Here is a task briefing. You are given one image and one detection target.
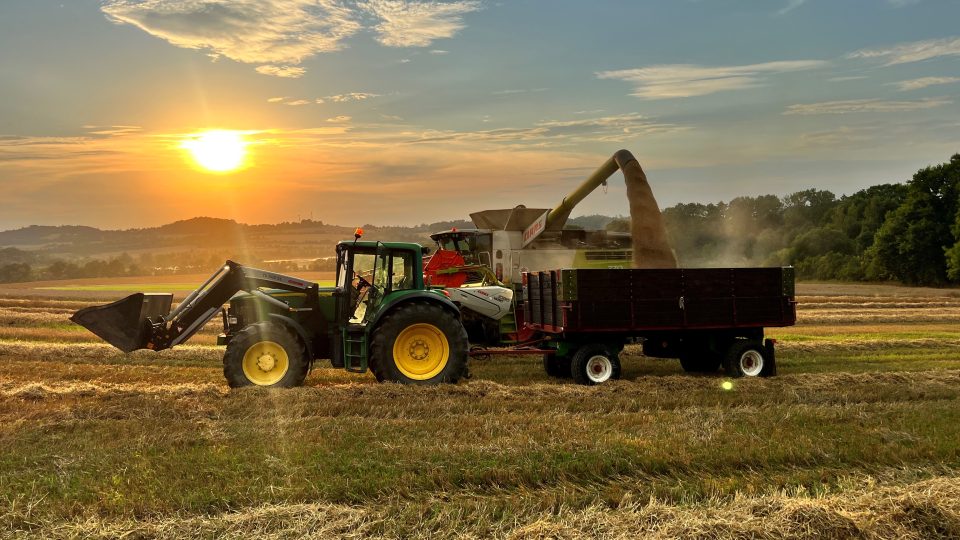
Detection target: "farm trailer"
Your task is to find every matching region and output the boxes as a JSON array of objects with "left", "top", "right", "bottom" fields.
[{"left": 525, "top": 267, "right": 797, "bottom": 384}]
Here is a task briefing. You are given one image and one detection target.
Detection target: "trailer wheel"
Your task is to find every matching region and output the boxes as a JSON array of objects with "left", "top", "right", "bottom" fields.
[
  {"left": 571, "top": 345, "right": 621, "bottom": 385},
  {"left": 370, "top": 302, "right": 468, "bottom": 384},
  {"left": 543, "top": 354, "right": 572, "bottom": 378},
  {"left": 223, "top": 321, "right": 309, "bottom": 388},
  {"left": 723, "top": 340, "right": 767, "bottom": 378}
]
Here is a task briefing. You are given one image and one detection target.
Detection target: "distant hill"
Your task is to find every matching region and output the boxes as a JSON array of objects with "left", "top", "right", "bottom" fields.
[{"left": 0, "top": 215, "right": 564, "bottom": 263}]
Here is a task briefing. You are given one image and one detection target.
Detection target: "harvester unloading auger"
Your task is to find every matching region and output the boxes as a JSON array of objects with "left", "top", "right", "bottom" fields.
[{"left": 531, "top": 149, "right": 677, "bottom": 269}]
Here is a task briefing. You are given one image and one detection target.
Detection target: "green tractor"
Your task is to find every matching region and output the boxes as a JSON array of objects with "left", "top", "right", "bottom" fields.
[{"left": 71, "top": 237, "right": 470, "bottom": 387}]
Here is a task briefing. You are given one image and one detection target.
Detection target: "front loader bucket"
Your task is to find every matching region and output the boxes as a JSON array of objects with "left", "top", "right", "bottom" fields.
[{"left": 70, "top": 293, "right": 173, "bottom": 352}]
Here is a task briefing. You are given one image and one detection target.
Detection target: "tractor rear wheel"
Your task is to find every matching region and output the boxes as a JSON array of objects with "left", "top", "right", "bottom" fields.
[
  {"left": 223, "top": 321, "right": 309, "bottom": 388},
  {"left": 370, "top": 303, "right": 468, "bottom": 384}
]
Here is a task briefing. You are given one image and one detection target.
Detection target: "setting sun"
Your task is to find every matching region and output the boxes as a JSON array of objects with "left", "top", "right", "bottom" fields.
[{"left": 181, "top": 130, "right": 248, "bottom": 172}]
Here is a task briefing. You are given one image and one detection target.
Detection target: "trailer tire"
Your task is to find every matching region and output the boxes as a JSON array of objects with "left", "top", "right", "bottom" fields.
[
  {"left": 723, "top": 340, "right": 767, "bottom": 378},
  {"left": 223, "top": 321, "right": 309, "bottom": 388},
  {"left": 543, "top": 354, "right": 572, "bottom": 378},
  {"left": 370, "top": 302, "right": 468, "bottom": 384},
  {"left": 571, "top": 345, "right": 621, "bottom": 385}
]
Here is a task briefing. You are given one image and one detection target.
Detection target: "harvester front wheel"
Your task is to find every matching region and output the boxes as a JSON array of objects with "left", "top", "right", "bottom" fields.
[
  {"left": 223, "top": 321, "right": 309, "bottom": 388},
  {"left": 370, "top": 303, "right": 468, "bottom": 384},
  {"left": 571, "top": 345, "right": 621, "bottom": 386}
]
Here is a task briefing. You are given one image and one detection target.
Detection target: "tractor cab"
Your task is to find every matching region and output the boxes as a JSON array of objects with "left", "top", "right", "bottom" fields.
[{"left": 335, "top": 241, "right": 424, "bottom": 326}]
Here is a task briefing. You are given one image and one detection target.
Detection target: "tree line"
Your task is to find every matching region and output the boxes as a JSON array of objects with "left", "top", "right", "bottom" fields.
[{"left": 638, "top": 153, "right": 959, "bottom": 286}]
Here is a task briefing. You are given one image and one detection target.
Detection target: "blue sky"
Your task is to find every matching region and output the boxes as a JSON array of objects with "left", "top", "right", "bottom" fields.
[{"left": 1, "top": 0, "right": 958, "bottom": 229}]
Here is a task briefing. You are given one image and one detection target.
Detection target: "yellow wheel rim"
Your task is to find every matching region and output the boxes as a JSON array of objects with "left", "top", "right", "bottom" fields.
[
  {"left": 392, "top": 323, "right": 449, "bottom": 381},
  {"left": 241, "top": 341, "right": 290, "bottom": 386}
]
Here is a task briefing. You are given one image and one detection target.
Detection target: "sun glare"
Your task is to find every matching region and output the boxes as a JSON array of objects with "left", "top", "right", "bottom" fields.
[{"left": 181, "top": 130, "right": 248, "bottom": 172}]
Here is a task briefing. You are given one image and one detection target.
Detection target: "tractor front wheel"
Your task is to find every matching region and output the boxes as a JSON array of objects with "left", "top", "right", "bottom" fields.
[
  {"left": 370, "top": 303, "right": 469, "bottom": 384},
  {"left": 223, "top": 321, "right": 309, "bottom": 388}
]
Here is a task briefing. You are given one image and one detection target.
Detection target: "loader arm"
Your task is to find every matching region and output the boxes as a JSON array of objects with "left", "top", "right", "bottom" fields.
[{"left": 71, "top": 261, "right": 319, "bottom": 352}]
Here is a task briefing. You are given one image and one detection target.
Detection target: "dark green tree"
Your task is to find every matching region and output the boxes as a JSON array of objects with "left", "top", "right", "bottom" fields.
[{"left": 869, "top": 155, "right": 960, "bottom": 285}]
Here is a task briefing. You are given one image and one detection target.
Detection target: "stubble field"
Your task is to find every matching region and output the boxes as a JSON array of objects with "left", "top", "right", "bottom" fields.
[{"left": 1, "top": 280, "right": 960, "bottom": 538}]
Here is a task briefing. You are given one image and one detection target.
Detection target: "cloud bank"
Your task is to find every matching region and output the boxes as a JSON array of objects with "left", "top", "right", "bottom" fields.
[
  {"left": 847, "top": 36, "right": 960, "bottom": 65},
  {"left": 784, "top": 97, "right": 951, "bottom": 115},
  {"left": 596, "top": 60, "right": 826, "bottom": 99},
  {"left": 101, "top": 0, "right": 480, "bottom": 77}
]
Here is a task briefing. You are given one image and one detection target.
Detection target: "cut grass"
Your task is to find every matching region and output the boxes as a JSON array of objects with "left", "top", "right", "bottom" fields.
[{"left": 2, "top": 283, "right": 960, "bottom": 538}]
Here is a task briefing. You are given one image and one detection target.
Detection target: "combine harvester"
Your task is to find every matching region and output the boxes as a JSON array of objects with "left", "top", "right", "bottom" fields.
[{"left": 72, "top": 149, "right": 796, "bottom": 387}]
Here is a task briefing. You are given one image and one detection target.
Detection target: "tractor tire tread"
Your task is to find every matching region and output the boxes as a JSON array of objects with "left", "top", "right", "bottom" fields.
[{"left": 370, "top": 302, "right": 469, "bottom": 385}]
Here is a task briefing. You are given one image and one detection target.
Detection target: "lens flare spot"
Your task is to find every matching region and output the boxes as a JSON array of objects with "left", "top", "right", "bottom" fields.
[
  {"left": 721, "top": 381, "right": 734, "bottom": 391},
  {"left": 181, "top": 130, "right": 248, "bottom": 173}
]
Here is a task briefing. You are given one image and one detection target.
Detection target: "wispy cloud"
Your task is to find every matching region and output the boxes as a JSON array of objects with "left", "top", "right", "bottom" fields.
[
  {"left": 327, "top": 116, "right": 352, "bottom": 123},
  {"left": 776, "top": 0, "right": 806, "bottom": 16},
  {"left": 101, "top": 1, "right": 360, "bottom": 77},
  {"left": 101, "top": 0, "right": 480, "bottom": 77},
  {"left": 784, "top": 97, "right": 951, "bottom": 115},
  {"left": 596, "top": 60, "right": 826, "bottom": 99},
  {"left": 410, "top": 113, "right": 686, "bottom": 145},
  {"left": 847, "top": 36, "right": 960, "bottom": 65},
  {"left": 255, "top": 65, "right": 307, "bottom": 78},
  {"left": 799, "top": 126, "right": 880, "bottom": 148},
  {"left": 326, "top": 92, "right": 381, "bottom": 102},
  {"left": 828, "top": 75, "right": 868, "bottom": 82},
  {"left": 362, "top": 0, "right": 481, "bottom": 47},
  {"left": 83, "top": 125, "right": 143, "bottom": 137},
  {"left": 268, "top": 93, "right": 381, "bottom": 106},
  {"left": 492, "top": 88, "right": 548, "bottom": 95},
  {"left": 888, "top": 76, "right": 960, "bottom": 91}
]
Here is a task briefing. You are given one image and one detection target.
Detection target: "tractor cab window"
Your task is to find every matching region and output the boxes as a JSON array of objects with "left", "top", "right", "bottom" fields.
[
  {"left": 349, "top": 252, "right": 382, "bottom": 324},
  {"left": 389, "top": 251, "right": 415, "bottom": 291}
]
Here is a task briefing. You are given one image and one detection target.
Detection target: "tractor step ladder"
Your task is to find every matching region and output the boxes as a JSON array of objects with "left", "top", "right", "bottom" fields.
[
  {"left": 499, "top": 311, "right": 518, "bottom": 337},
  {"left": 342, "top": 325, "right": 368, "bottom": 373}
]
